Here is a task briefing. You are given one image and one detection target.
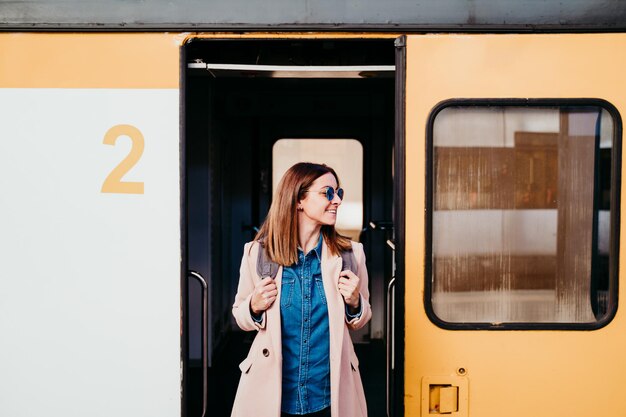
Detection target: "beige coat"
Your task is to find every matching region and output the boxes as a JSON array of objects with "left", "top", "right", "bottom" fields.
[{"left": 231, "top": 239, "right": 372, "bottom": 417}]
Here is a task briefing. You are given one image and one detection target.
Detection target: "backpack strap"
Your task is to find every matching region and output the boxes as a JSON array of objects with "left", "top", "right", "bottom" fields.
[
  {"left": 256, "top": 239, "right": 356, "bottom": 278},
  {"left": 256, "top": 240, "right": 280, "bottom": 279},
  {"left": 341, "top": 249, "right": 357, "bottom": 273}
]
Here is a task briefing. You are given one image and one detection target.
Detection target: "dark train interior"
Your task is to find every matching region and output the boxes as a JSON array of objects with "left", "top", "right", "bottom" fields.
[{"left": 184, "top": 39, "right": 397, "bottom": 417}]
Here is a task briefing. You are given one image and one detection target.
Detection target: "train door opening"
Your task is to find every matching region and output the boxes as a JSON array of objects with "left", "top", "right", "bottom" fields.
[{"left": 183, "top": 39, "right": 400, "bottom": 417}]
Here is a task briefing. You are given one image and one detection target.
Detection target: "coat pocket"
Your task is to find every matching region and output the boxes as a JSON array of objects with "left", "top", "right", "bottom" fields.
[
  {"left": 348, "top": 350, "right": 367, "bottom": 417},
  {"left": 238, "top": 356, "right": 253, "bottom": 374},
  {"left": 350, "top": 350, "right": 360, "bottom": 370}
]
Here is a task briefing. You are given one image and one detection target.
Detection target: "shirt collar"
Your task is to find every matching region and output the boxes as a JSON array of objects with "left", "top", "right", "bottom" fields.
[{"left": 312, "top": 233, "right": 323, "bottom": 261}]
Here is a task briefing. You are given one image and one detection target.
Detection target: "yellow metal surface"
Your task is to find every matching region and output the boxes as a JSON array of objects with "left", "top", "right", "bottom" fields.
[
  {"left": 405, "top": 34, "right": 626, "bottom": 417},
  {"left": 0, "top": 33, "right": 185, "bottom": 88}
]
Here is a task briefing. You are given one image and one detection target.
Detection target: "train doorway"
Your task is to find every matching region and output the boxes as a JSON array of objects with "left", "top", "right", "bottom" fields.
[{"left": 183, "top": 38, "right": 402, "bottom": 417}]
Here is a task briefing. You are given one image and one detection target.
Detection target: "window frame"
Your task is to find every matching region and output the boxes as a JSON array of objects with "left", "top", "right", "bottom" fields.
[{"left": 424, "top": 98, "right": 622, "bottom": 330}]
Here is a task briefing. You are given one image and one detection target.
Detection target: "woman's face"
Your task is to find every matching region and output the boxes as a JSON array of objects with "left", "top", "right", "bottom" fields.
[{"left": 298, "top": 172, "right": 342, "bottom": 226}]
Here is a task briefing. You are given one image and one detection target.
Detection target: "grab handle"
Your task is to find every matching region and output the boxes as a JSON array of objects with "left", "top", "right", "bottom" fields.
[
  {"left": 386, "top": 277, "right": 396, "bottom": 417},
  {"left": 188, "top": 271, "right": 208, "bottom": 417}
]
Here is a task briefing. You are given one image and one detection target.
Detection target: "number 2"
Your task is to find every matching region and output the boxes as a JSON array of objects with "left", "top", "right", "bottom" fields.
[{"left": 101, "top": 125, "right": 145, "bottom": 194}]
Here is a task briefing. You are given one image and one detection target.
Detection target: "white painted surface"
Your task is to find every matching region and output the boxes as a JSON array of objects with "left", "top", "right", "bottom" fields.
[
  {"left": 434, "top": 106, "right": 615, "bottom": 148},
  {"left": 0, "top": 89, "right": 180, "bottom": 417},
  {"left": 433, "top": 209, "right": 558, "bottom": 256},
  {"left": 434, "top": 107, "right": 560, "bottom": 147},
  {"left": 433, "top": 289, "right": 559, "bottom": 323}
]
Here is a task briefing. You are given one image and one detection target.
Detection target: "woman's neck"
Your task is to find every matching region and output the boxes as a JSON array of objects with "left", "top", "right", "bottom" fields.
[{"left": 298, "top": 221, "right": 322, "bottom": 253}]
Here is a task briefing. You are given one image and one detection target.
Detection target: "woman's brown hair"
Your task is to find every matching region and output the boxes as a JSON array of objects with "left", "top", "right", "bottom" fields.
[{"left": 255, "top": 162, "right": 352, "bottom": 266}]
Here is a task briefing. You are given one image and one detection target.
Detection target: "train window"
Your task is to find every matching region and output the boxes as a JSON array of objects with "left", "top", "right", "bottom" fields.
[
  {"left": 273, "top": 138, "right": 364, "bottom": 241},
  {"left": 427, "top": 100, "right": 620, "bottom": 329}
]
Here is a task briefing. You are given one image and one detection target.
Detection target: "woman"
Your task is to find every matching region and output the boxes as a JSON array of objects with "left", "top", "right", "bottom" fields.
[{"left": 231, "top": 162, "right": 371, "bottom": 417}]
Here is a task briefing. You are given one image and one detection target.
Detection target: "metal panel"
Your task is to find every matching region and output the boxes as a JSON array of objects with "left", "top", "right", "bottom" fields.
[
  {"left": 1, "top": 0, "right": 626, "bottom": 30},
  {"left": 404, "top": 33, "right": 626, "bottom": 417},
  {"left": 0, "top": 88, "right": 181, "bottom": 417},
  {"left": 0, "top": 34, "right": 182, "bottom": 417}
]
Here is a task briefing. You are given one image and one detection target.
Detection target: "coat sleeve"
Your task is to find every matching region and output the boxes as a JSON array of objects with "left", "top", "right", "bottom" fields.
[
  {"left": 346, "top": 242, "right": 372, "bottom": 330},
  {"left": 232, "top": 242, "right": 266, "bottom": 331}
]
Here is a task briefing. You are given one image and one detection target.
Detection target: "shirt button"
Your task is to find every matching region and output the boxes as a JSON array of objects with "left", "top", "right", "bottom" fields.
[
  {"left": 304, "top": 339, "right": 307, "bottom": 344},
  {"left": 304, "top": 318, "right": 308, "bottom": 322},
  {"left": 262, "top": 348, "right": 269, "bottom": 357}
]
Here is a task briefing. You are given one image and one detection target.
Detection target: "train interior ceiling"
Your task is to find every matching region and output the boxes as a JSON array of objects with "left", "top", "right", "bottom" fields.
[{"left": 184, "top": 39, "right": 397, "bottom": 416}]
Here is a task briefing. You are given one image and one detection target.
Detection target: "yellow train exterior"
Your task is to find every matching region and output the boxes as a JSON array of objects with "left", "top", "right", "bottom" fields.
[{"left": 1, "top": 11, "right": 626, "bottom": 417}]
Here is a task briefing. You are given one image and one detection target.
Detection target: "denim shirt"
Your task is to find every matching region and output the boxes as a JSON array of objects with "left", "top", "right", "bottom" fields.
[{"left": 280, "top": 234, "right": 330, "bottom": 415}]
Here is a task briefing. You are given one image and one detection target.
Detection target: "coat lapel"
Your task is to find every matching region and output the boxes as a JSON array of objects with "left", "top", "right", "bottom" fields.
[
  {"left": 321, "top": 240, "right": 344, "bottom": 350},
  {"left": 321, "top": 240, "right": 345, "bottom": 415},
  {"left": 266, "top": 264, "right": 283, "bottom": 361}
]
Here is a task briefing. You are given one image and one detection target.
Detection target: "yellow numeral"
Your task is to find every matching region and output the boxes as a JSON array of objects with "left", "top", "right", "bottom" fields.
[{"left": 101, "top": 125, "right": 145, "bottom": 194}]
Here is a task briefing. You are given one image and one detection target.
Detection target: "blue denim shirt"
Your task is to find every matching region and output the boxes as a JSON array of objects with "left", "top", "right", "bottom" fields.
[{"left": 280, "top": 234, "right": 330, "bottom": 415}]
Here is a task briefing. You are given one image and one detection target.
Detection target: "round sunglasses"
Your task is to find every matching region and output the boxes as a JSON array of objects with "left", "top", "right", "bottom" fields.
[{"left": 303, "top": 187, "right": 344, "bottom": 201}]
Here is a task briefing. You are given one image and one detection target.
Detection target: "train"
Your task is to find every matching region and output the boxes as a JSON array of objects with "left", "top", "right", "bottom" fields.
[{"left": 1, "top": 2, "right": 625, "bottom": 417}]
